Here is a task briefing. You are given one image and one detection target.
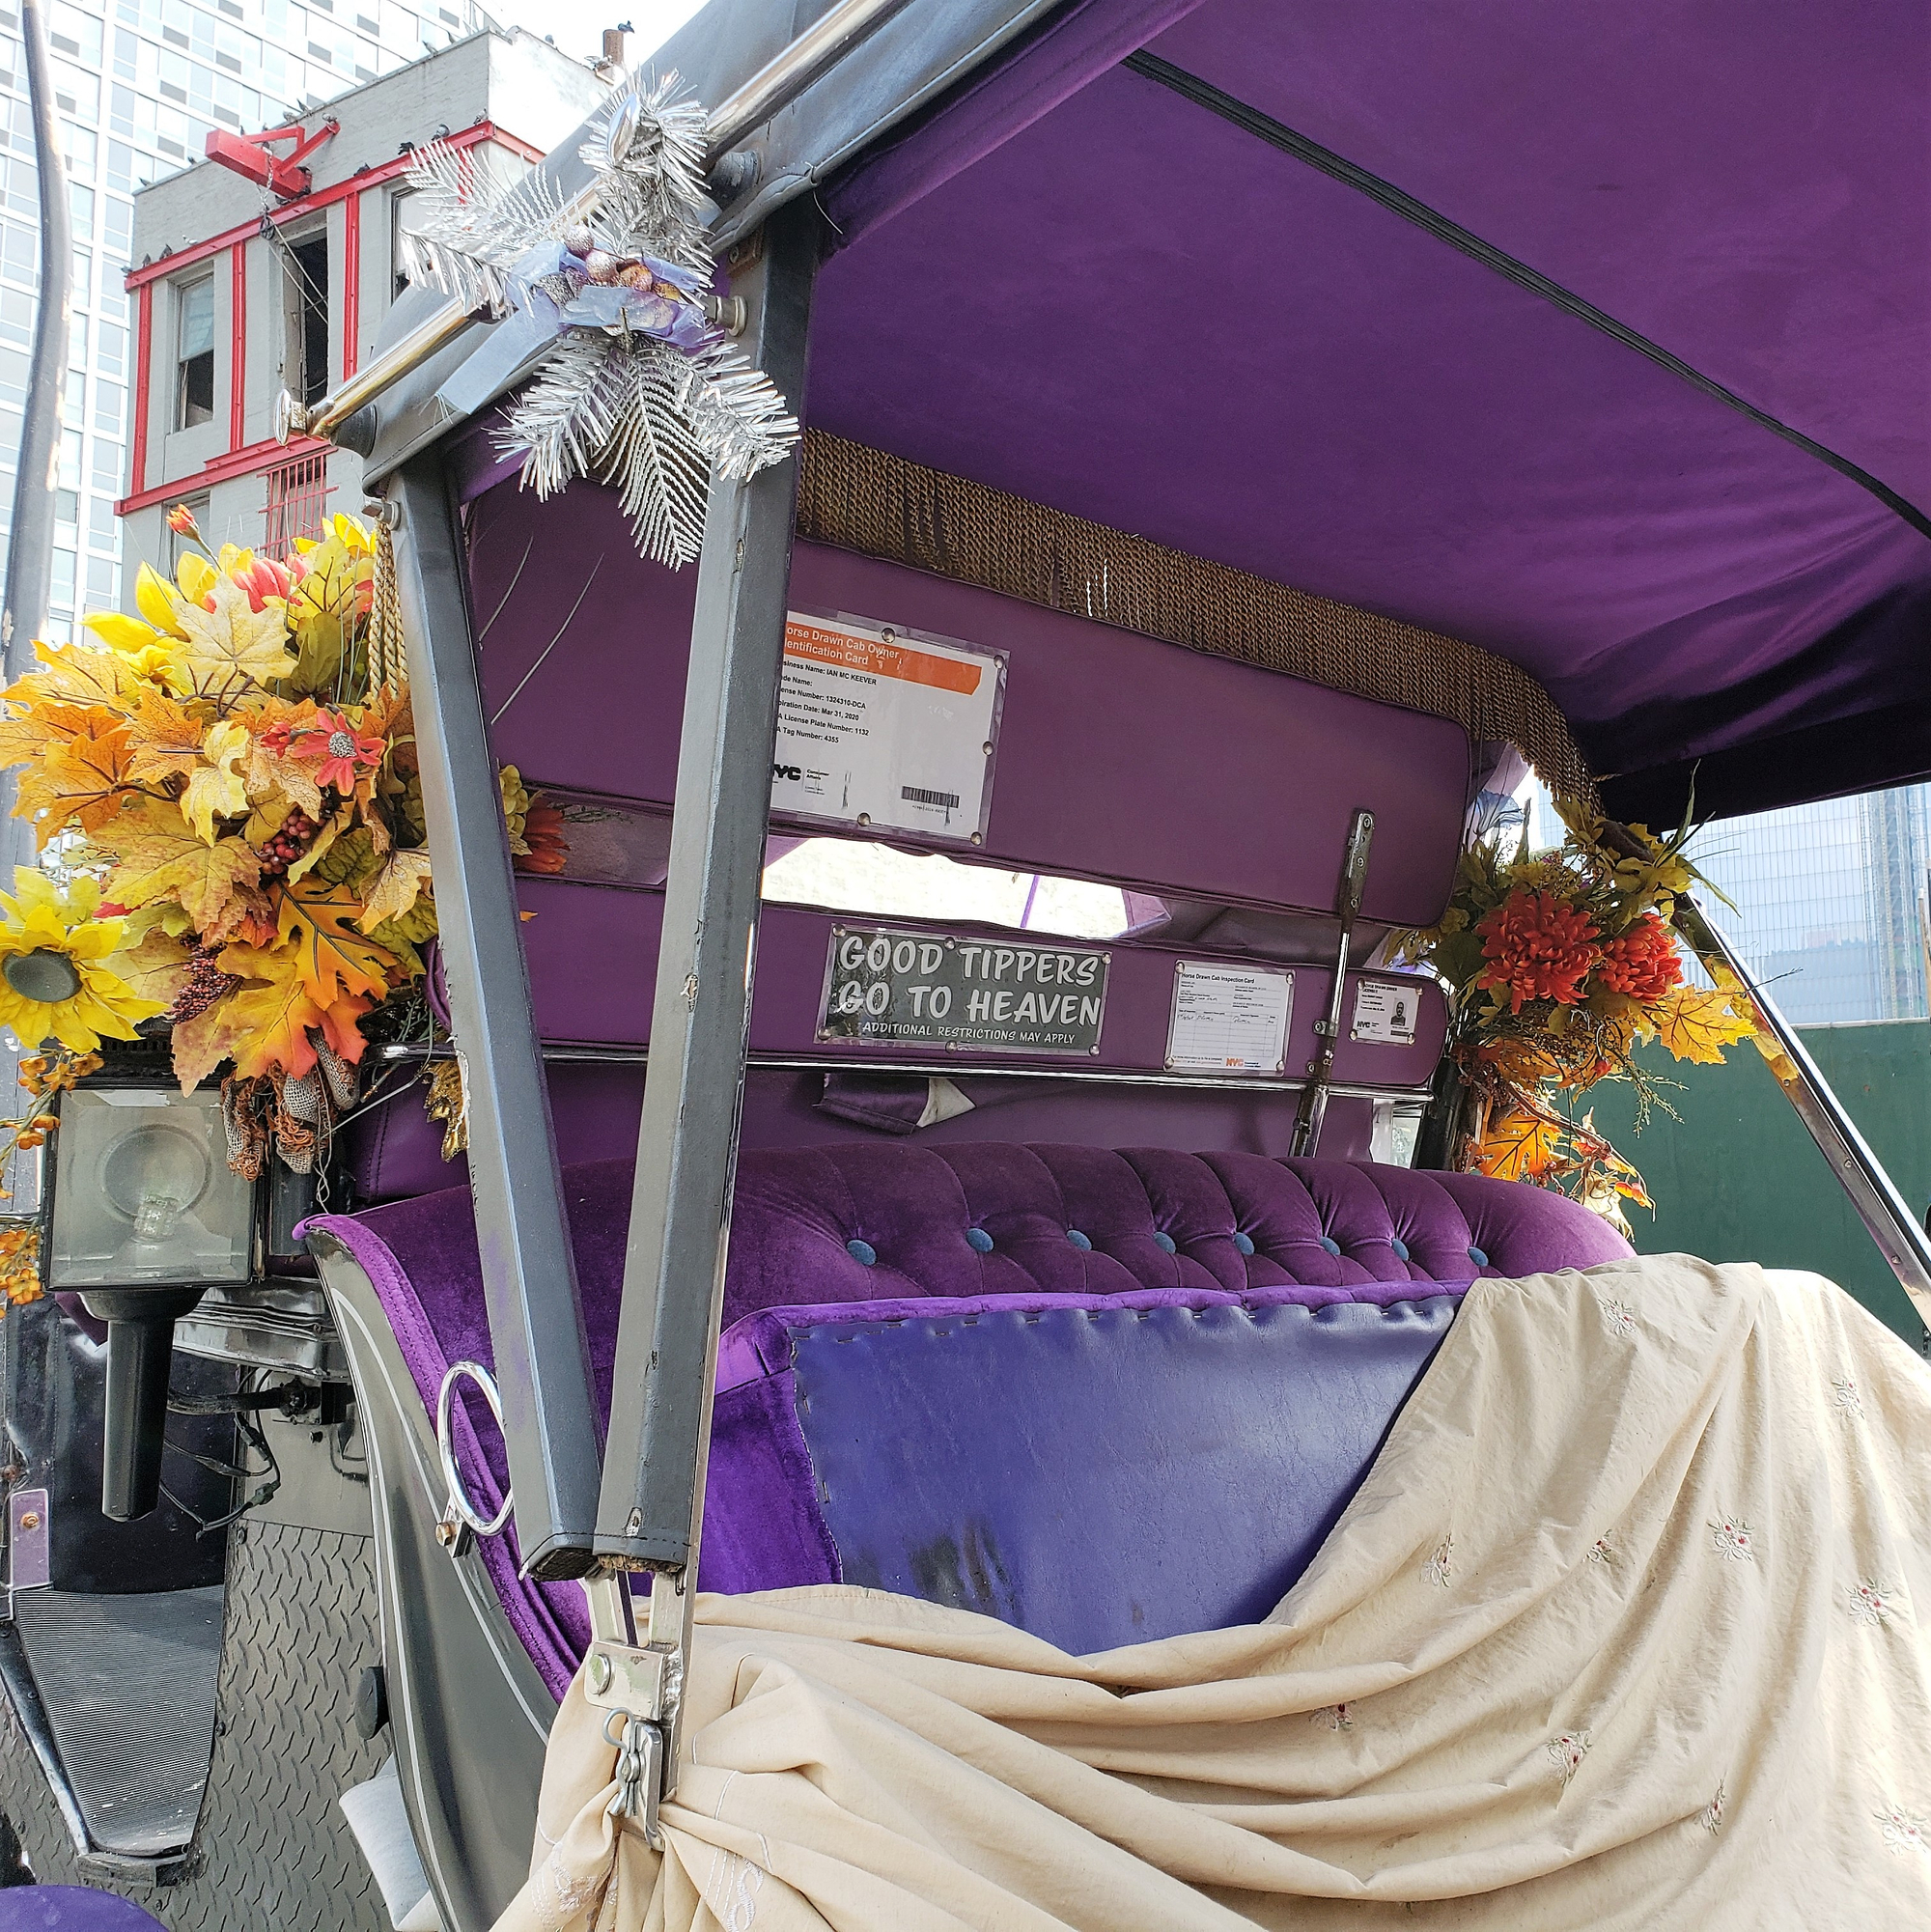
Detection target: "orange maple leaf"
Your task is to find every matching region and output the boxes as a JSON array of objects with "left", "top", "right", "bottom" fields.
[
  {"left": 102, "top": 796, "right": 263, "bottom": 931},
  {"left": 1650, "top": 987, "right": 1755, "bottom": 1065},
  {"left": 173, "top": 939, "right": 372, "bottom": 1085},
  {"left": 277, "top": 874, "right": 399, "bottom": 1004},
  {"left": 123, "top": 687, "right": 219, "bottom": 788},
  {"left": 13, "top": 713, "right": 144, "bottom": 844},
  {"left": 1473, "top": 1109, "right": 1563, "bottom": 1183},
  {"left": 0, "top": 700, "right": 124, "bottom": 773}
]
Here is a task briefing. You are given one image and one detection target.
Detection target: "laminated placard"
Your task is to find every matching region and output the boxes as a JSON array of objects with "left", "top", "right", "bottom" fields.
[
  {"left": 1351, "top": 978, "right": 1419, "bottom": 1045},
  {"left": 1166, "top": 962, "right": 1293, "bottom": 1074}
]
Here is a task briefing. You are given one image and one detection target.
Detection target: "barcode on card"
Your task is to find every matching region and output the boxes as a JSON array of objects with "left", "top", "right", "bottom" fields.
[{"left": 901, "top": 785, "right": 961, "bottom": 808}]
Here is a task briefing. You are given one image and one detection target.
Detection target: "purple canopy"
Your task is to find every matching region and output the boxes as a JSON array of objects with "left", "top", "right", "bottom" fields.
[{"left": 787, "top": 0, "right": 1931, "bottom": 820}]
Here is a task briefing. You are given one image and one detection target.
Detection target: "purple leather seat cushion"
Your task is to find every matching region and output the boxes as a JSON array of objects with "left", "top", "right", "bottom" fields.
[
  {"left": 715, "top": 1287, "right": 1463, "bottom": 1654},
  {"left": 0, "top": 1892, "right": 168, "bottom": 1932},
  {"left": 315, "top": 1145, "right": 1629, "bottom": 1692}
]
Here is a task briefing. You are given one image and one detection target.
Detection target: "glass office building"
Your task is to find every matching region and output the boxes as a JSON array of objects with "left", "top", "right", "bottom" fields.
[
  {"left": 1692, "top": 784, "right": 1931, "bottom": 1025},
  {"left": 0, "top": 0, "right": 490, "bottom": 642}
]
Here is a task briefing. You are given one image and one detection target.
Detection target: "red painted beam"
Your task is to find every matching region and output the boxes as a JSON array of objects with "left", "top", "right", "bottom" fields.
[
  {"left": 127, "top": 125, "right": 541, "bottom": 291},
  {"left": 228, "top": 240, "right": 246, "bottom": 450},
  {"left": 128, "top": 282, "right": 153, "bottom": 496},
  {"left": 116, "top": 433, "right": 332, "bottom": 518},
  {"left": 341, "top": 188, "right": 361, "bottom": 380}
]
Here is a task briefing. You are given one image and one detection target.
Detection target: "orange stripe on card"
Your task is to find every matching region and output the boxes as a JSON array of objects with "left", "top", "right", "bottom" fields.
[{"left": 784, "top": 620, "right": 982, "bottom": 695}]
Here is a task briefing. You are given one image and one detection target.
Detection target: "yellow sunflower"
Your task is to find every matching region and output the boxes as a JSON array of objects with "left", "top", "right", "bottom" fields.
[{"left": 0, "top": 869, "right": 168, "bottom": 1052}]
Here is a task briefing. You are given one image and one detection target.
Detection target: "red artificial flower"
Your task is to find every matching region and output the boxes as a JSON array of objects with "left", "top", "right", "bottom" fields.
[
  {"left": 166, "top": 503, "right": 202, "bottom": 539},
  {"left": 1473, "top": 889, "right": 1601, "bottom": 1013},
  {"left": 299, "top": 708, "right": 384, "bottom": 794},
  {"left": 514, "top": 797, "right": 569, "bottom": 876},
  {"left": 213, "top": 555, "right": 293, "bottom": 612},
  {"left": 1596, "top": 911, "right": 1684, "bottom": 1001}
]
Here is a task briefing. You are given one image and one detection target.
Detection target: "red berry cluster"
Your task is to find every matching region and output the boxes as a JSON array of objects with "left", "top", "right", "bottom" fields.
[
  {"left": 257, "top": 809, "right": 319, "bottom": 879},
  {"left": 171, "top": 948, "right": 240, "bottom": 1023}
]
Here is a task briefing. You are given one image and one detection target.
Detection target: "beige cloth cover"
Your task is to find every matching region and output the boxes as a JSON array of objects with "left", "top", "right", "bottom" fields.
[{"left": 495, "top": 1258, "right": 1931, "bottom": 1931}]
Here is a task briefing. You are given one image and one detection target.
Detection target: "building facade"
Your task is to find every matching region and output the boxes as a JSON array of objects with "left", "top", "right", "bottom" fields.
[
  {"left": 0, "top": 0, "right": 588, "bottom": 643},
  {"left": 117, "top": 27, "right": 605, "bottom": 580},
  {"left": 1691, "top": 783, "right": 1931, "bottom": 1026}
]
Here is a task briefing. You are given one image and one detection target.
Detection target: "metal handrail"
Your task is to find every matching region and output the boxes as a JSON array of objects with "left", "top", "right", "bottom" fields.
[{"left": 1673, "top": 895, "right": 1931, "bottom": 1339}]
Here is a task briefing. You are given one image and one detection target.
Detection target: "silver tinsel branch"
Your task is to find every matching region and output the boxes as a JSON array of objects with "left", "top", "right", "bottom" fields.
[{"left": 396, "top": 70, "right": 798, "bottom": 567}]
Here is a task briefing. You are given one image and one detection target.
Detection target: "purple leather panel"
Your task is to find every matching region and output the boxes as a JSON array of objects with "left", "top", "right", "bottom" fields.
[
  {"left": 499, "top": 880, "right": 1447, "bottom": 1081},
  {"left": 787, "top": 1291, "right": 1461, "bottom": 1653},
  {"left": 345, "top": 1061, "right": 1376, "bottom": 1204},
  {"left": 469, "top": 483, "right": 1470, "bottom": 927},
  {"left": 0, "top": 1890, "right": 170, "bottom": 1932},
  {"left": 313, "top": 1144, "right": 1628, "bottom": 1694}
]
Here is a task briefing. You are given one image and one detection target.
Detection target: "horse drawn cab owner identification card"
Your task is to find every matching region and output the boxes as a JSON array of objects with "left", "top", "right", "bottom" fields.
[{"left": 772, "top": 613, "right": 1006, "bottom": 843}]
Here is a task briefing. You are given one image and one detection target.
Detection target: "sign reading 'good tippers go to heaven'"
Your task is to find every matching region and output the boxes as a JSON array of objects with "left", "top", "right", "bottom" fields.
[{"left": 818, "top": 928, "right": 1109, "bottom": 1055}]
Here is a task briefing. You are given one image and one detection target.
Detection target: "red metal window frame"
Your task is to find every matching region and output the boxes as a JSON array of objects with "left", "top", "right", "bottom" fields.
[
  {"left": 129, "top": 282, "right": 153, "bottom": 495},
  {"left": 228, "top": 240, "right": 247, "bottom": 450},
  {"left": 342, "top": 187, "right": 362, "bottom": 380}
]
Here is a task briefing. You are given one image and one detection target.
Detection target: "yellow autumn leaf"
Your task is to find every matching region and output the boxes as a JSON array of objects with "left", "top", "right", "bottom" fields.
[
  {"left": 103, "top": 795, "right": 263, "bottom": 932},
  {"left": 1472, "top": 1110, "right": 1563, "bottom": 1183},
  {"left": 355, "top": 848, "right": 432, "bottom": 931},
  {"left": 4, "top": 638, "right": 140, "bottom": 711},
  {"left": 83, "top": 610, "right": 166, "bottom": 658},
  {"left": 182, "top": 720, "right": 252, "bottom": 844},
  {"left": 1650, "top": 987, "right": 1755, "bottom": 1065},
  {"left": 124, "top": 687, "right": 217, "bottom": 788},
  {"left": 107, "top": 925, "right": 194, "bottom": 1009},
  {"left": 12, "top": 714, "right": 143, "bottom": 844},
  {"left": 176, "top": 553, "right": 217, "bottom": 604},
  {"left": 172, "top": 574, "right": 297, "bottom": 695}
]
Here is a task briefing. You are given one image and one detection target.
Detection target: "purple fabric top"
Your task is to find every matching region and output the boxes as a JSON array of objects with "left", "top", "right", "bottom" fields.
[
  {"left": 308, "top": 1142, "right": 1629, "bottom": 1695},
  {"left": 797, "top": 0, "right": 1931, "bottom": 820}
]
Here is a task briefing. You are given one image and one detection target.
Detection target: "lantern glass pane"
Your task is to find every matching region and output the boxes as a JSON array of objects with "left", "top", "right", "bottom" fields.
[{"left": 48, "top": 1089, "right": 253, "bottom": 1289}]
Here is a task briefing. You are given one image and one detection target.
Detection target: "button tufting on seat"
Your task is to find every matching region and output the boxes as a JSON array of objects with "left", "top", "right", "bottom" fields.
[
  {"left": 966, "top": 1227, "right": 994, "bottom": 1253},
  {"left": 1066, "top": 1229, "right": 1093, "bottom": 1250},
  {"left": 1232, "top": 1231, "right": 1255, "bottom": 1256},
  {"left": 1390, "top": 1237, "right": 1411, "bottom": 1262},
  {"left": 1318, "top": 1235, "right": 1342, "bottom": 1257},
  {"left": 1153, "top": 1231, "right": 1177, "bottom": 1254},
  {"left": 846, "top": 1239, "right": 878, "bottom": 1266},
  {"left": 1468, "top": 1246, "right": 1489, "bottom": 1268}
]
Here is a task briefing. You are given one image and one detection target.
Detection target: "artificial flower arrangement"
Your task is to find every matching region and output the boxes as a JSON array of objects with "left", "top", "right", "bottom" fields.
[
  {"left": 1393, "top": 797, "right": 1758, "bottom": 1228},
  {"left": 0, "top": 504, "right": 564, "bottom": 1305}
]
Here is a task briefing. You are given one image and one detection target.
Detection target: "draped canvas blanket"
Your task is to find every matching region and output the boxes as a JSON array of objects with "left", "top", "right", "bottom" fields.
[{"left": 497, "top": 1258, "right": 1931, "bottom": 1931}]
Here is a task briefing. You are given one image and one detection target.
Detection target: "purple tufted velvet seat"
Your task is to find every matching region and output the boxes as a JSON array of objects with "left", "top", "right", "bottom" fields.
[{"left": 315, "top": 1146, "right": 1630, "bottom": 1687}]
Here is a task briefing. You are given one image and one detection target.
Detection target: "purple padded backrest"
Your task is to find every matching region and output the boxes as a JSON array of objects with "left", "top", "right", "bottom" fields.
[
  {"left": 471, "top": 484, "right": 1471, "bottom": 928},
  {"left": 312, "top": 1146, "right": 1630, "bottom": 1691}
]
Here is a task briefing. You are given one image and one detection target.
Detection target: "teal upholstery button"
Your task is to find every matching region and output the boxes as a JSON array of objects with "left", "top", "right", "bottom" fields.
[
  {"left": 846, "top": 1239, "right": 877, "bottom": 1266},
  {"left": 966, "top": 1227, "right": 994, "bottom": 1253},
  {"left": 1066, "top": 1229, "right": 1093, "bottom": 1251}
]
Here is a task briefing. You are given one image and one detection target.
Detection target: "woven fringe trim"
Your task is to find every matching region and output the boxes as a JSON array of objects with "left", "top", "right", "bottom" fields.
[{"left": 796, "top": 432, "right": 1597, "bottom": 809}]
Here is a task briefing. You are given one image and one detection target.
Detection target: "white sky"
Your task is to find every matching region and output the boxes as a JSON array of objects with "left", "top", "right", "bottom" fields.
[{"left": 483, "top": 0, "right": 709, "bottom": 67}]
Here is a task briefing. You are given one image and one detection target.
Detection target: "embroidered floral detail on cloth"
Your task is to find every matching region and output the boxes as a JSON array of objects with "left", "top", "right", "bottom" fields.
[
  {"left": 1710, "top": 1514, "right": 1757, "bottom": 1563},
  {"left": 1848, "top": 1579, "right": 1902, "bottom": 1629},
  {"left": 1876, "top": 1805, "right": 1930, "bottom": 1856},
  {"left": 1424, "top": 1535, "right": 1454, "bottom": 1588},
  {"left": 1311, "top": 1704, "right": 1353, "bottom": 1732},
  {"left": 702, "top": 1848, "right": 766, "bottom": 1931},
  {"left": 1546, "top": 1732, "right": 1591, "bottom": 1786},
  {"left": 1598, "top": 1297, "right": 1637, "bottom": 1340},
  {"left": 1699, "top": 1780, "right": 1726, "bottom": 1834},
  {"left": 1832, "top": 1375, "right": 1866, "bottom": 1419},
  {"left": 533, "top": 1846, "right": 602, "bottom": 1930}
]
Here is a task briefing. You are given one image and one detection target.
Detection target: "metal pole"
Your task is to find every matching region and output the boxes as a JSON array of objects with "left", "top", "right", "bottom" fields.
[
  {"left": 1676, "top": 896, "right": 1931, "bottom": 1342},
  {"left": 594, "top": 201, "right": 821, "bottom": 1576},
  {"left": 1291, "top": 809, "right": 1374, "bottom": 1156},
  {"left": 2, "top": 0, "right": 70, "bottom": 678},
  {"left": 387, "top": 459, "right": 604, "bottom": 1579}
]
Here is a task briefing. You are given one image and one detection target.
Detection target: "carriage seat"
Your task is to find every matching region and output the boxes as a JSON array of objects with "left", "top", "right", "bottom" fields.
[{"left": 310, "top": 1145, "right": 1630, "bottom": 1686}]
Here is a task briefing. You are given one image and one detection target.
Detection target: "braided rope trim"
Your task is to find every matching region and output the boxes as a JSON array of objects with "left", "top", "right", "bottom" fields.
[{"left": 795, "top": 432, "right": 1595, "bottom": 808}]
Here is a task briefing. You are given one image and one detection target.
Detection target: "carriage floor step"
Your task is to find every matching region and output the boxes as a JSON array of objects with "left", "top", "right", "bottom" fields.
[{"left": 12, "top": 1588, "right": 223, "bottom": 1858}]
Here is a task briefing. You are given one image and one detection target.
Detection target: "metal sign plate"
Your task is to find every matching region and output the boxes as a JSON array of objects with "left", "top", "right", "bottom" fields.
[
  {"left": 9, "top": 1487, "right": 48, "bottom": 1591},
  {"left": 818, "top": 927, "right": 1108, "bottom": 1056}
]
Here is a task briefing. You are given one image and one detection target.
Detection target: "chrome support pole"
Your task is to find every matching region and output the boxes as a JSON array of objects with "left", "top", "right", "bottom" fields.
[
  {"left": 388, "top": 460, "right": 604, "bottom": 1578},
  {"left": 1292, "top": 809, "right": 1375, "bottom": 1157},
  {"left": 702, "top": 0, "right": 917, "bottom": 164},
  {"left": 594, "top": 201, "right": 821, "bottom": 1586},
  {"left": 278, "top": 299, "right": 498, "bottom": 445},
  {"left": 1675, "top": 896, "right": 1931, "bottom": 1339}
]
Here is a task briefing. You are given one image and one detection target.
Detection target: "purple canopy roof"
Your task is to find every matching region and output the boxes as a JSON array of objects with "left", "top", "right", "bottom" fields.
[{"left": 792, "top": 0, "right": 1931, "bottom": 819}]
